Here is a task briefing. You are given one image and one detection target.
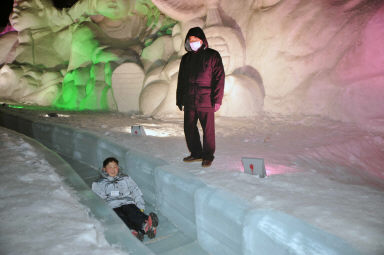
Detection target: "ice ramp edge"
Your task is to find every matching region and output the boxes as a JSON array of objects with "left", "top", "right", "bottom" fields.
[
  {"left": 0, "top": 109, "right": 361, "bottom": 255},
  {"left": 195, "top": 186, "right": 361, "bottom": 255}
]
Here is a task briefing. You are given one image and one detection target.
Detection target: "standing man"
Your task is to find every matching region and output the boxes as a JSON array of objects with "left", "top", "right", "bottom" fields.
[{"left": 176, "top": 27, "right": 225, "bottom": 167}]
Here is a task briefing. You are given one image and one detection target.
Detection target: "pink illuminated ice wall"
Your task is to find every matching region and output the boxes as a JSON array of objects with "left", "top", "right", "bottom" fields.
[{"left": 331, "top": 4, "right": 384, "bottom": 129}]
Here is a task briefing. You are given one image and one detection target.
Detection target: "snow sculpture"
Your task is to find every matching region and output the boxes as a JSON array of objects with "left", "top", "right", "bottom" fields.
[
  {"left": 54, "top": 0, "right": 141, "bottom": 110},
  {"left": 0, "top": 0, "right": 383, "bottom": 129},
  {"left": 112, "top": 63, "right": 145, "bottom": 113},
  {"left": 138, "top": 31, "right": 179, "bottom": 116},
  {"left": 0, "top": 26, "right": 17, "bottom": 66},
  {"left": 0, "top": 0, "right": 90, "bottom": 105},
  {"left": 220, "top": 74, "right": 263, "bottom": 117},
  {"left": 330, "top": 4, "right": 384, "bottom": 128},
  {"left": 139, "top": 53, "right": 182, "bottom": 118},
  {"left": 0, "top": 0, "right": 173, "bottom": 111},
  {"left": 251, "top": 0, "right": 282, "bottom": 10},
  {"left": 141, "top": 35, "right": 175, "bottom": 71},
  {"left": 146, "top": 0, "right": 384, "bottom": 129},
  {"left": 139, "top": 0, "right": 264, "bottom": 117},
  {"left": 54, "top": 0, "right": 174, "bottom": 111},
  {"left": 241, "top": 0, "right": 384, "bottom": 129},
  {"left": 151, "top": 0, "right": 206, "bottom": 22}
]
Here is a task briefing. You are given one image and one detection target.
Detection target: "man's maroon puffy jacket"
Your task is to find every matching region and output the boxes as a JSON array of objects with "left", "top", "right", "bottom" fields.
[{"left": 177, "top": 27, "right": 225, "bottom": 112}]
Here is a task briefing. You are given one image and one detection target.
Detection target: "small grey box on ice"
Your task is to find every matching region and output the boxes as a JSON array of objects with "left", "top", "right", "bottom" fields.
[
  {"left": 242, "top": 157, "right": 266, "bottom": 178},
  {"left": 131, "top": 125, "right": 146, "bottom": 136}
]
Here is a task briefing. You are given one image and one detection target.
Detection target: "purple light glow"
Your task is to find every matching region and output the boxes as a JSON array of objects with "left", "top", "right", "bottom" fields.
[
  {"left": 265, "top": 164, "right": 300, "bottom": 176},
  {"left": 0, "top": 24, "right": 15, "bottom": 36}
]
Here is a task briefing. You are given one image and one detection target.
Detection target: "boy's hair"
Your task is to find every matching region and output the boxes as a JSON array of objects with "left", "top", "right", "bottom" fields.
[{"left": 103, "top": 157, "right": 119, "bottom": 167}]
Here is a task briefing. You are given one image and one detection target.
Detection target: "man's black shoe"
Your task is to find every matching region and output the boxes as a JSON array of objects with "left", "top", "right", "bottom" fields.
[
  {"left": 202, "top": 159, "right": 213, "bottom": 167},
  {"left": 183, "top": 155, "right": 203, "bottom": 162}
]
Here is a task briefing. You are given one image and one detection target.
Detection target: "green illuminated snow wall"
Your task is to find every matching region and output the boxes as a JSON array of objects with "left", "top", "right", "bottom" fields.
[{"left": 54, "top": 0, "right": 175, "bottom": 111}]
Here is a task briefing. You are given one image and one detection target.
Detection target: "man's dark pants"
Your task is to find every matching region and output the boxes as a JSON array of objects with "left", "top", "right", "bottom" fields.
[{"left": 184, "top": 109, "right": 215, "bottom": 161}]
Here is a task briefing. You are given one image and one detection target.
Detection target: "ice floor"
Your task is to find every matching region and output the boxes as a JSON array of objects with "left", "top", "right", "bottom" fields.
[{"left": 1, "top": 107, "right": 383, "bottom": 255}]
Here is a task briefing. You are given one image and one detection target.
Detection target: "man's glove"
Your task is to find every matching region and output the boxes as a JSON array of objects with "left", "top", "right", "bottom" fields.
[
  {"left": 177, "top": 104, "right": 183, "bottom": 111},
  {"left": 214, "top": 103, "right": 221, "bottom": 112}
]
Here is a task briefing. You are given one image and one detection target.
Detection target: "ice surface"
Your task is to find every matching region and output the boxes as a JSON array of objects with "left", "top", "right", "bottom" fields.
[
  {"left": 195, "top": 187, "right": 252, "bottom": 255},
  {"left": 1, "top": 108, "right": 383, "bottom": 254},
  {"left": 155, "top": 165, "right": 207, "bottom": 239},
  {"left": 243, "top": 210, "right": 360, "bottom": 255},
  {"left": 0, "top": 128, "right": 129, "bottom": 255},
  {"left": 125, "top": 150, "right": 167, "bottom": 207},
  {"left": 73, "top": 130, "right": 100, "bottom": 166}
]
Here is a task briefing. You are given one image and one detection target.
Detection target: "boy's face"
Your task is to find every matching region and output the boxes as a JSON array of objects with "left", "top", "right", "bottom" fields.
[{"left": 104, "top": 161, "right": 119, "bottom": 177}]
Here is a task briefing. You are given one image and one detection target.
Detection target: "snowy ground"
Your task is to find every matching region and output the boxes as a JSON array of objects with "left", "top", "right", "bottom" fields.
[
  {"left": 1, "top": 107, "right": 384, "bottom": 254},
  {"left": 0, "top": 127, "right": 128, "bottom": 255}
]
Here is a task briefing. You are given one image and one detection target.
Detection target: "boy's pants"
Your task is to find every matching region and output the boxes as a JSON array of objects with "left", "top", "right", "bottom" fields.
[
  {"left": 184, "top": 110, "right": 215, "bottom": 161},
  {"left": 114, "top": 204, "right": 148, "bottom": 233}
]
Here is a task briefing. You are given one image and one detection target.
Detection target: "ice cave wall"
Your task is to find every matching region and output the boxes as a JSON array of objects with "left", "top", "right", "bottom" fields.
[{"left": 0, "top": 0, "right": 383, "bottom": 130}]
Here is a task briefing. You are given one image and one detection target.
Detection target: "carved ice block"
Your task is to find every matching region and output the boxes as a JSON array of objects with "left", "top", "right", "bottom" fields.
[{"left": 112, "top": 63, "right": 144, "bottom": 113}]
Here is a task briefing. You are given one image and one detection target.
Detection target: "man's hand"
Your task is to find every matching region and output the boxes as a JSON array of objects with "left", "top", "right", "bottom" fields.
[
  {"left": 214, "top": 103, "right": 221, "bottom": 112},
  {"left": 177, "top": 104, "right": 183, "bottom": 111}
]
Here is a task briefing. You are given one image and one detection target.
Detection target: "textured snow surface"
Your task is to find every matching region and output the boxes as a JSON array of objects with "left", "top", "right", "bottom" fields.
[
  {"left": 1, "top": 108, "right": 384, "bottom": 254},
  {"left": 0, "top": 128, "right": 128, "bottom": 255}
]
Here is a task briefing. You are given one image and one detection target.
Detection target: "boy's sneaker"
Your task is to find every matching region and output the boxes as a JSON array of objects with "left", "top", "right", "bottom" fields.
[
  {"left": 131, "top": 230, "right": 144, "bottom": 241},
  {"left": 143, "top": 212, "right": 159, "bottom": 239}
]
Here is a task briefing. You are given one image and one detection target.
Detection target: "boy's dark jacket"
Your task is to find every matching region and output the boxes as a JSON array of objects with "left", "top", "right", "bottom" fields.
[{"left": 176, "top": 27, "right": 225, "bottom": 112}]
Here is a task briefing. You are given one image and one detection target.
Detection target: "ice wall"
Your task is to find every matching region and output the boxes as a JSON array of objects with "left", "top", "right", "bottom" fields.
[{"left": 0, "top": 109, "right": 362, "bottom": 255}]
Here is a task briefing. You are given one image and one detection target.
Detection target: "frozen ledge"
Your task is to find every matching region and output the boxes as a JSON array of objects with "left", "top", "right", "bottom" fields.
[{"left": 0, "top": 109, "right": 360, "bottom": 255}]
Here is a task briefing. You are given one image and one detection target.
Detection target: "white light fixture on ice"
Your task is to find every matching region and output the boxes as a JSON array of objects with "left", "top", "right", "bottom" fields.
[{"left": 42, "top": 113, "right": 70, "bottom": 118}]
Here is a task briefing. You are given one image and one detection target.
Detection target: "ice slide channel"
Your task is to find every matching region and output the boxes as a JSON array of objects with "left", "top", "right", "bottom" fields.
[{"left": 0, "top": 109, "right": 361, "bottom": 255}]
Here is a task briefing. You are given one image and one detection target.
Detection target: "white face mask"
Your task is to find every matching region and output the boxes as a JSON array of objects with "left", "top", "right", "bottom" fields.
[{"left": 190, "top": 41, "right": 202, "bottom": 51}]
